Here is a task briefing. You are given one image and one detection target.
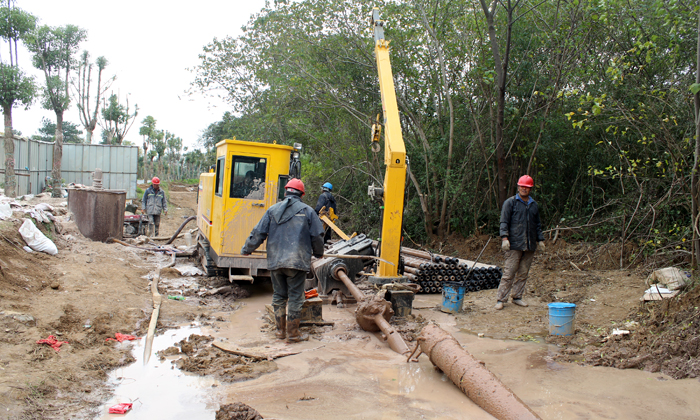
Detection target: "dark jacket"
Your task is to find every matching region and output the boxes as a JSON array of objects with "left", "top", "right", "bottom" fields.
[
  {"left": 500, "top": 194, "right": 544, "bottom": 251},
  {"left": 142, "top": 185, "right": 167, "bottom": 215},
  {"left": 241, "top": 195, "right": 325, "bottom": 271},
  {"left": 314, "top": 191, "right": 337, "bottom": 214}
]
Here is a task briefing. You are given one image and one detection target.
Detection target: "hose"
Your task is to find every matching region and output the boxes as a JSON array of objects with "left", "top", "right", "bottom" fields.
[{"left": 165, "top": 215, "right": 196, "bottom": 245}]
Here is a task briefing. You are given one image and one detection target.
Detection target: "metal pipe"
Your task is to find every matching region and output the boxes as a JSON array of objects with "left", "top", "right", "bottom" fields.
[
  {"left": 335, "top": 268, "right": 365, "bottom": 302},
  {"left": 417, "top": 324, "right": 541, "bottom": 420},
  {"left": 336, "top": 270, "right": 411, "bottom": 355}
]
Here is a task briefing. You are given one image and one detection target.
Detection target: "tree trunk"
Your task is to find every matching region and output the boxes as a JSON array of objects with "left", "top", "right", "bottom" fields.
[
  {"left": 480, "top": 0, "right": 509, "bottom": 207},
  {"left": 52, "top": 111, "right": 64, "bottom": 198},
  {"left": 3, "top": 105, "right": 16, "bottom": 198},
  {"left": 692, "top": 5, "right": 700, "bottom": 269},
  {"left": 86, "top": 130, "right": 92, "bottom": 144},
  {"left": 142, "top": 145, "right": 148, "bottom": 180}
]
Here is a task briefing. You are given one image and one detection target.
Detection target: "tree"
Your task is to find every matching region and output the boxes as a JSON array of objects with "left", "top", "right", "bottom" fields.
[
  {"left": 0, "top": 1, "right": 35, "bottom": 198},
  {"left": 26, "top": 24, "right": 86, "bottom": 196},
  {"left": 139, "top": 115, "right": 157, "bottom": 179},
  {"left": 99, "top": 92, "right": 138, "bottom": 145},
  {"left": 32, "top": 116, "right": 82, "bottom": 143},
  {"left": 73, "top": 51, "right": 113, "bottom": 144}
]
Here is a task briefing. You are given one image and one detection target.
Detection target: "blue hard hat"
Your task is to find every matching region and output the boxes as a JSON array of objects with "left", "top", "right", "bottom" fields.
[{"left": 322, "top": 182, "right": 333, "bottom": 190}]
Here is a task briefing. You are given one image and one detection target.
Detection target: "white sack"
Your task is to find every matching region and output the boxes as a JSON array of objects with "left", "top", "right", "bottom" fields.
[{"left": 19, "top": 219, "right": 57, "bottom": 255}]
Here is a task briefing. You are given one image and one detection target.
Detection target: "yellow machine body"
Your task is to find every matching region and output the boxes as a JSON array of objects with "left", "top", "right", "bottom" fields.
[{"left": 197, "top": 139, "right": 295, "bottom": 278}]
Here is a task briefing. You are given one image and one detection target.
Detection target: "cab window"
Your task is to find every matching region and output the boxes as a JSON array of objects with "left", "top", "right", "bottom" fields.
[
  {"left": 214, "top": 157, "right": 225, "bottom": 197},
  {"left": 230, "top": 156, "right": 266, "bottom": 200}
]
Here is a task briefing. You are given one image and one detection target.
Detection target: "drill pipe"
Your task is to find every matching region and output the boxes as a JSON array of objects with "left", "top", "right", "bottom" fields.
[
  {"left": 417, "top": 324, "right": 541, "bottom": 420},
  {"left": 335, "top": 270, "right": 410, "bottom": 355}
]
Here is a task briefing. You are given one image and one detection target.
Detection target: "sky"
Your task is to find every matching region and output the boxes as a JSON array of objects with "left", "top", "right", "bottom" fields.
[{"left": 10, "top": 0, "right": 270, "bottom": 150}]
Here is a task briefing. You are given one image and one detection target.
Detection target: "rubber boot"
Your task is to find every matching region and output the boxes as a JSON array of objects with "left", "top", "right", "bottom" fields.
[
  {"left": 274, "top": 306, "right": 286, "bottom": 339},
  {"left": 286, "top": 312, "right": 308, "bottom": 343}
]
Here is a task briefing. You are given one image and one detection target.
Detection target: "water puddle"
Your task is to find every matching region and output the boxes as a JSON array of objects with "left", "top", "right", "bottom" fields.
[
  {"left": 97, "top": 324, "right": 220, "bottom": 420},
  {"left": 95, "top": 287, "right": 700, "bottom": 419}
]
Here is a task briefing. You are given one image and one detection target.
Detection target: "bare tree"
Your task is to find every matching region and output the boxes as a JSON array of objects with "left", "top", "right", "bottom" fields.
[{"left": 73, "top": 51, "right": 113, "bottom": 144}]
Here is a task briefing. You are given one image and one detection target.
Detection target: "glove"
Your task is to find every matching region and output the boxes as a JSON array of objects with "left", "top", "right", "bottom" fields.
[
  {"left": 164, "top": 210, "right": 168, "bottom": 216},
  {"left": 501, "top": 238, "right": 510, "bottom": 252},
  {"left": 538, "top": 241, "right": 545, "bottom": 252}
]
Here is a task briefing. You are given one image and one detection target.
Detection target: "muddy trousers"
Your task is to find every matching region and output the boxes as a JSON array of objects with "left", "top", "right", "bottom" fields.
[
  {"left": 146, "top": 214, "right": 161, "bottom": 237},
  {"left": 496, "top": 250, "right": 535, "bottom": 302},
  {"left": 270, "top": 268, "right": 307, "bottom": 314}
]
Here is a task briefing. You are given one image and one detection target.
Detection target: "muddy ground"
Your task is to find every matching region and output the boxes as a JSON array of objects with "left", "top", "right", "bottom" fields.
[{"left": 0, "top": 183, "right": 698, "bottom": 419}]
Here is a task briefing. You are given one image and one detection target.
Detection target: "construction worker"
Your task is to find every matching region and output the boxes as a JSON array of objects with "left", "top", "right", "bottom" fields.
[
  {"left": 495, "top": 175, "right": 545, "bottom": 310},
  {"left": 314, "top": 182, "right": 337, "bottom": 243},
  {"left": 241, "top": 178, "right": 324, "bottom": 343},
  {"left": 141, "top": 177, "right": 168, "bottom": 237}
]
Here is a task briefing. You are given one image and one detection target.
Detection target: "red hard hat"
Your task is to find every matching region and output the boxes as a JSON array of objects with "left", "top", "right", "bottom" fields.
[
  {"left": 152, "top": 177, "right": 160, "bottom": 185},
  {"left": 517, "top": 175, "right": 534, "bottom": 188},
  {"left": 285, "top": 178, "right": 305, "bottom": 195}
]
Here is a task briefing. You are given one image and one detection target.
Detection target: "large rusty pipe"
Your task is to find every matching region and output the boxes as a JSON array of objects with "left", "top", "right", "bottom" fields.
[
  {"left": 418, "top": 324, "right": 541, "bottom": 420},
  {"left": 336, "top": 270, "right": 411, "bottom": 356}
]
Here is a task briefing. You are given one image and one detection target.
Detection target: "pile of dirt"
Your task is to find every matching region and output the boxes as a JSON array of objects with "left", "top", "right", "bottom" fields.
[
  {"left": 167, "top": 334, "right": 278, "bottom": 382},
  {"left": 216, "top": 402, "right": 263, "bottom": 420},
  {"left": 556, "top": 284, "right": 700, "bottom": 379}
]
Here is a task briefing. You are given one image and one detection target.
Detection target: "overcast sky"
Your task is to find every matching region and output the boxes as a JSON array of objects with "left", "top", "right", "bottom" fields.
[{"left": 11, "top": 0, "right": 269, "bottom": 150}]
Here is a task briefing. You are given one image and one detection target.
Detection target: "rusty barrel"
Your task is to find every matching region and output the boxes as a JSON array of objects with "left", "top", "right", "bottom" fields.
[
  {"left": 418, "top": 324, "right": 541, "bottom": 420},
  {"left": 68, "top": 188, "right": 126, "bottom": 242}
]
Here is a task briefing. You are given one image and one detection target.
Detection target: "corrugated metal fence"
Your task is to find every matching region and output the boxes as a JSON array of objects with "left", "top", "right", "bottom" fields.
[{"left": 0, "top": 138, "right": 138, "bottom": 198}]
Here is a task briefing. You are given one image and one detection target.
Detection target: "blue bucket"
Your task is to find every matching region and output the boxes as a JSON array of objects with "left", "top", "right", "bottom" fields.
[
  {"left": 548, "top": 302, "right": 576, "bottom": 336},
  {"left": 441, "top": 282, "right": 466, "bottom": 314}
]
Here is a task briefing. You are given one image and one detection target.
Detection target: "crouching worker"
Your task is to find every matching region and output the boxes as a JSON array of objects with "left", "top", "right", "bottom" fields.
[{"left": 241, "top": 178, "right": 325, "bottom": 343}]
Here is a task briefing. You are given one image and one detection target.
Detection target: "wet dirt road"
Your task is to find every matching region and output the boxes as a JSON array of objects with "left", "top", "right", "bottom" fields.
[{"left": 98, "top": 287, "right": 700, "bottom": 419}]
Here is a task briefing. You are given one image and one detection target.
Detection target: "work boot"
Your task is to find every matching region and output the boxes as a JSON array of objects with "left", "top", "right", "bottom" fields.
[
  {"left": 494, "top": 301, "right": 504, "bottom": 310},
  {"left": 512, "top": 299, "right": 528, "bottom": 307},
  {"left": 286, "top": 312, "right": 308, "bottom": 343},
  {"left": 273, "top": 307, "right": 286, "bottom": 340}
]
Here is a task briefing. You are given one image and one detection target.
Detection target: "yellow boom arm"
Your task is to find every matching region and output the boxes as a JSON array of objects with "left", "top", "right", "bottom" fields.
[{"left": 371, "top": 8, "right": 407, "bottom": 278}]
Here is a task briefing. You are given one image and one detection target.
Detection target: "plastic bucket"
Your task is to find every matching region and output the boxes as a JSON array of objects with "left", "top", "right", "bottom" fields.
[
  {"left": 548, "top": 303, "right": 576, "bottom": 336},
  {"left": 441, "top": 282, "right": 466, "bottom": 314}
]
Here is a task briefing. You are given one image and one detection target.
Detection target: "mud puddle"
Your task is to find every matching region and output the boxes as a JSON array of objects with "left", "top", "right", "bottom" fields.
[
  {"left": 99, "top": 286, "right": 700, "bottom": 419},
  {"left": 97, "top": 325, "right": 220, "bottom": 420}
]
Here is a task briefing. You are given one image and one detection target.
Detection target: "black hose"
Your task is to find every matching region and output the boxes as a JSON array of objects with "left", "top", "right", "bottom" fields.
[{"left": 165, "top": 215, "right": 196, "bottom": 245}]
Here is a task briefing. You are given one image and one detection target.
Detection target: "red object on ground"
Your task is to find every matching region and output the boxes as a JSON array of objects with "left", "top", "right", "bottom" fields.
[
  {"left": 106, "top": 333, "right": 140, "bottom": 342},
  {"left": 305, "top": 288, "right": 319, "bottom": 299},
  {"left": 36, "top": 335, "right": 68, "bottom": 351},
  {"left": 108, "top": 403, "right": 133, "bottom": 414}
]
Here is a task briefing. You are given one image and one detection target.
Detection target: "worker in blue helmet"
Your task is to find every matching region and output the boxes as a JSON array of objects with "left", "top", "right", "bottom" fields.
[{"left": 314, "top": 182, "right": 337, "bottom": 243}]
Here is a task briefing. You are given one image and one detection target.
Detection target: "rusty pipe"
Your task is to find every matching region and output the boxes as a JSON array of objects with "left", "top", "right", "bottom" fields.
[
  {"left": 335, "top": 270, "right": 410, "bottom": 356},
  {"left": 334, "top": 267, "right": 365, "bottom": 302},
  {"left": 417, "top": 324, "right": 541, "bottom": 420},
  {"left": 373, "top": 313, "right": 410, "bottom": 355}
]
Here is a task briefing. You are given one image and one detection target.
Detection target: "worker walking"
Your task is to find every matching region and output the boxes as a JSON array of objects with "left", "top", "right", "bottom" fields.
[
  {"left": 495, "top": 175, "right": 545, "bottom": 310},
  {"left": 241, "top": 179, "right": 325, "bottom": 343},
  {"left": 142, "top": 177, "right": 168, "bottom": 237},
  {"left": 314, "top": 182, "right": 337, "bottom": 243}
]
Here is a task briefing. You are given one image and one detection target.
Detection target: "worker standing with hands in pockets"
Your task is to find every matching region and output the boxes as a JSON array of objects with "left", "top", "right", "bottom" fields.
[
  {"left": 495, "top": 175, "right": 545, "bottom": 310},
  {"left": 142, "top": 177, "right": 168, "bottom": 237}
]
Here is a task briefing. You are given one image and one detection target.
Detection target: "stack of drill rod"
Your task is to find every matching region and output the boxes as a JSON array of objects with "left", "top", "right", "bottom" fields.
[{"left": 400, "top": 248, "right": 502, "bottom": 295}]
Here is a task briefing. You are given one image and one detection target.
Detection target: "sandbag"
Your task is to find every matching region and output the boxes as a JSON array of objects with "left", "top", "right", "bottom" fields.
[
  {"left": 646, "top": 267, "right": 688, "bottom": 291},
  {"left": 19, "top": 218, "right": 58, "bottom": 255}
]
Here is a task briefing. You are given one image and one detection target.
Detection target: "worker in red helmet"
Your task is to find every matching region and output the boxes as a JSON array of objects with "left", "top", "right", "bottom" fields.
[
  {"left": 141, "top": 176, "right": 168, "bottom": 237},
  {"left": 495, "top": 174, "right": 545, "bottom": 310},
  {"left": 241, "top": 178, "right": 325, "bottom": 343}
]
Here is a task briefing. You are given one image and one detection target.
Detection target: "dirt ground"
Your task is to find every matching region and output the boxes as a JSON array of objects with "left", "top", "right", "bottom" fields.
[{"left": 0, "top": 183, "right": 698, "bottom": 419}]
